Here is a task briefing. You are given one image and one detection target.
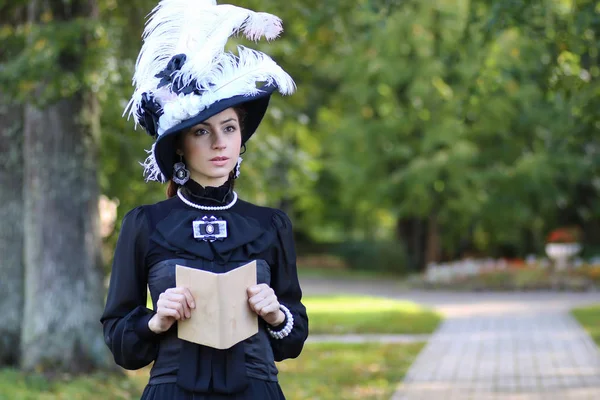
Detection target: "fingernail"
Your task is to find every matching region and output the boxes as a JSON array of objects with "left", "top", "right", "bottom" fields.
[{"left": 191, "top": 302, "right": 196, "bottom": 309}]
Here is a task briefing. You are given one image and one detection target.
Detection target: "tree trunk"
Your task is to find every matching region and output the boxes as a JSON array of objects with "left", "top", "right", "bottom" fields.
[
  {"left": 22, "top": 91, "right": 111, "bottom": 372},
  {"left": 0, "top": 97, "right": 24, "bottom": 367},
  {"left": 0, "top": 0, "right": 28, "bottom": 369},
  {"left": 425, "top": 213, "right": 441, "bottom": 266},
  {"left": 20, "top": 0, "right": 111, "bottom": 372},
  {"left": 412, "top": 219, "right": 425, "bottom": 270},
  {"left": 396, "top": 217, "right": 427, "bottom": 271}
]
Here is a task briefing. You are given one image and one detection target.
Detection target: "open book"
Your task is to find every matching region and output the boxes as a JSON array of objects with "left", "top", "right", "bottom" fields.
[{"left": 176, "top": 261, "right": 258, "bottom": 349}]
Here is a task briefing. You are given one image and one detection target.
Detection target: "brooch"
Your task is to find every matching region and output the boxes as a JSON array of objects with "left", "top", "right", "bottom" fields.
[{"left": 192, "top": 216, "right": 227, "bottom": 242}]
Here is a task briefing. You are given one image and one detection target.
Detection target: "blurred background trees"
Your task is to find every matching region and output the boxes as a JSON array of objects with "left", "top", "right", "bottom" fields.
[
  {"left": 100, "top": 0, "right": 600, "bottom": 272},
  {"left": 0, "top": 0, "right": 599, "bottom": 372},
  {"left": 2, "top": 0, "right": 112, "bottom": 372},
  {"left": 0, "top": 3, "right": 25, "bottom": 366}
]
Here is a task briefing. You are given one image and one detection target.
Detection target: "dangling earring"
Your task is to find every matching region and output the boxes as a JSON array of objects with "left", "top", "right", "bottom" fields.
[
  {"left": 173, "top": 155, "right": 190, "bottom": 185},
  {"left": 234, "top": 157, "right": 243, "bottom": 179}
]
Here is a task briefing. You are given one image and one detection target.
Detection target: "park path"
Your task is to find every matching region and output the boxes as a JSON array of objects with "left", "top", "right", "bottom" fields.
[{"left": 300, "top": 277, "right": 600, "bottom": 399}]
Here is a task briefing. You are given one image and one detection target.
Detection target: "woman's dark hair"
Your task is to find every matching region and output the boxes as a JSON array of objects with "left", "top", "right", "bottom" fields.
[{"left": 166, "top": 106, "right": 247, "bottom": 198}]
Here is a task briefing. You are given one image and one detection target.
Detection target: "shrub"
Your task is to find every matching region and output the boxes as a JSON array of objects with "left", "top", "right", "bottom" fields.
[
  {"left": 513, "top": 268, "right": 551, "bottom": 290},
  {"left": 335, "top": 240, "right": 409, "bottom": 275},
  {"left": 477, "top": 270, "right": 513, "bottom": 290},
  {"left": 577, "top": 265, "right": 600, "bottom": 284}
]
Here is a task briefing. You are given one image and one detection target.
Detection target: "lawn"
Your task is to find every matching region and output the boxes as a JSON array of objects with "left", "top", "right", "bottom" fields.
[
  {"left": 572, "top": 304, "right": 600, "bottom": 346},
  {"left": 0, "top": 368, "right": 146, "bottom": 400},
  {"left": 306, "top": 295, "right": 442, "bottom": 334},
  {"left": 2, "top": 295, "right": 439, "bottom": 399},
  {"left": 0, "top": 342, "right": 424, "bottom": 400},
  {"left": 279, "top": 342, "right": 424, "bottom": 400},
  {"left": 146, "top": 294, "right": 443, "bottom": 335}
]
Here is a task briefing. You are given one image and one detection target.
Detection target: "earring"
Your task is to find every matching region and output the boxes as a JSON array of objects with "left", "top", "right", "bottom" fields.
[
  {"left": 234, "top": 157, "right": 243, "bottom": 179},
  {"left": 173, "top": 155, "right": 190, "bottom": 185}
]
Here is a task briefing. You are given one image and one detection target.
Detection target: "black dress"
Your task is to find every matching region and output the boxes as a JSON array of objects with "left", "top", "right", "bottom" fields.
[{"left": 100, "top": 180, "right": 309, "bottom": 399}]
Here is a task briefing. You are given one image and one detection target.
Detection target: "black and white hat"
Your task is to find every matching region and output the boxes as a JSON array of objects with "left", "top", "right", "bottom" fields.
[{"left": 126, "top": 0, "right": 295, "bottom": 182}]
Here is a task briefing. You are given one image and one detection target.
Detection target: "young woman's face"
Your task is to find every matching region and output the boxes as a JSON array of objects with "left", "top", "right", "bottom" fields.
[{"left": 178, "top": 108, "right": 242, "bottom": 187}]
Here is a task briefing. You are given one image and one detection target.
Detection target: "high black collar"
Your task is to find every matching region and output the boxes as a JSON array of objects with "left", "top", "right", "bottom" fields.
[{"left": 179, "top": 179, "right": 234, "bottom": 207}]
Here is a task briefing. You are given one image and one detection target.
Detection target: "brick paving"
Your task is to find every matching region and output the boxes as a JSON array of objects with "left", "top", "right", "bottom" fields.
[
  {"left": 392, "top": 302, "right": 600, "bottom": 399},
  {"left": 300, "top": 277, "right": 600, "bottom": 399}
]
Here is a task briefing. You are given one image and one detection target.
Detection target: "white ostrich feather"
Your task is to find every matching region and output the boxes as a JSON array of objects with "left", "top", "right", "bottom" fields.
[
  {"left": 156, "top": 46, "right": 295, "bottom": 135},
  {"left": 199, "top": 46, "right": 295, "bottom": 97},
  {"left": 126, "top": 0, "right": 295, "bottom": 182},
  {"left": 127, "top": 0, "right": 284, "bottom": 122},
  {"left": 140, "top": 142, "right": 166, "bottom": 182}
]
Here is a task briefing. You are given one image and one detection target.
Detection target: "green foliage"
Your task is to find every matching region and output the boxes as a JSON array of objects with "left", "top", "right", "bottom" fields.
[
  {"left": 91, "top": 0, "right": 600, "bottom": 262},
  {"left": 0, "top": 13, "right": 109, "bottom": 105},
  {"left": 298, "top": 266, "right": 404, "bottom": 281},
  {"left": 305, "top": 295, "right": 442, "bottom": 334},
  {"left": 336, "top": 240, "right": 409, "bottom": 274},
  {"left": 312, "top": 0, "right": 600, "bottom": 258},
  {"left": 6, "top": 0, "right": 599, "bottom": 265}
]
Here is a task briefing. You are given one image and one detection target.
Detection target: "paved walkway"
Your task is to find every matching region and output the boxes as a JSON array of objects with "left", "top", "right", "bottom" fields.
[
  {"left": 392, "top": 312, "right": 600, "bottom": 399},
  {"left": 300, "top": 278, "right": 600, "bottom": 399}
]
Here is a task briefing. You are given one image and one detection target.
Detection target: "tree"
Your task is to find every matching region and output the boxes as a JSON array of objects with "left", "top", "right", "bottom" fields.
[
  {"left": 304, "top": 0, "right": 600, "bottom": 267},
  {"left": 317, "top": 0, "right": 494, "bottom": 266},
  {"left": 0, "top": 1, "right": 27, "bottom": 367},
  {"left": 0, "top": 97, "right": 24, "bottom": 366},
  {"left": 19, "top": 0, "right": 111, "bottom": 372}
]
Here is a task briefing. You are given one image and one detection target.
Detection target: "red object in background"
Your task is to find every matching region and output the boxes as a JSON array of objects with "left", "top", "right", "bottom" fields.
[
  {"left": 507, "top": 258, "right": 526, "bottom": 268},
  {"left": 546, "top": 226, "right": 582, "bottom": 244}
]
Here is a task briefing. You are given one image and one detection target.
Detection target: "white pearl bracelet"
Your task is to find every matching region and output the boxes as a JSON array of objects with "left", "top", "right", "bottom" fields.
[{"left": 266, "top": 304, "right": 294, "bottom": 340}]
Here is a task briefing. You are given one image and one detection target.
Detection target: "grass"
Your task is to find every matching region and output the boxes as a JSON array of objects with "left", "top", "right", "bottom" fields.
[
  {"left": 572, "top": 304, "right": 600, "bottom": 346},
  {"left": 0, "top": 342, "right": 424, "bottom": 400},
  {"left": 279, "top": 342, "right": 424, "bottom": 400},
  {"left": 2, "top": 293, "right": 437, "bottom": 399},
  {"left": 0, "top": 368, "right": 146, "bottom": 400},
  {"left": 147, "top": 294, "right": 443, "bottom": 336},
  {"left": 305, "top": 295, "right": 442, "bottom": 334}
]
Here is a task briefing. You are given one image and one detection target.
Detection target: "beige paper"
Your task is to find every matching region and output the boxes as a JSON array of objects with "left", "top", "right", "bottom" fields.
[{"left": 176, "top": 261, "right": 258, "bottom": 349}]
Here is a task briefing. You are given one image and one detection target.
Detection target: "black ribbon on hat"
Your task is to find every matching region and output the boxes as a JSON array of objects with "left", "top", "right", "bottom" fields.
[
  {"left": 137, "top": 53, "right": 215, "bottom": 138},
  {"left": 155, "top": 53, "right": 198, "bottom": 95},
  {"left": 137, "top": 92, "right": 163, "bottom": 138}
]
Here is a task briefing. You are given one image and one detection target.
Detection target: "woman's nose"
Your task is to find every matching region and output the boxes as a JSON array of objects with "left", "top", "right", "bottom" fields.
[{"left": 212, "top": 133, "right": 226, "bottom": 149}]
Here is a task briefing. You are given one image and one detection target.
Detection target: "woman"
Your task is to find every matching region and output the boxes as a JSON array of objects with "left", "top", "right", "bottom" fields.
[{"left": 100, "top": 1, "right": 308, "bottom": 398}]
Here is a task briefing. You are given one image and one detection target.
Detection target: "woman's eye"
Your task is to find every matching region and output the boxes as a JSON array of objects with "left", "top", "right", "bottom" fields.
[
  {"left": 194, "top": 129, "right": 209, "bottom": 136},
  {"left": 225, "top": 125, "right": 237, "bottom": 133}
]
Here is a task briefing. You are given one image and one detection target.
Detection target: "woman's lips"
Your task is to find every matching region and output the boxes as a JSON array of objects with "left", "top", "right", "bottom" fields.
[{"left": 210, "top": 156, "right": 229, "bottom": 166}]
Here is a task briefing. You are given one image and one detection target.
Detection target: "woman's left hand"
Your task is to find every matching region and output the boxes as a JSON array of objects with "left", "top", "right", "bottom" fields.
[{"left": 247, "top": 284, "right": 285, "bottom": 326}]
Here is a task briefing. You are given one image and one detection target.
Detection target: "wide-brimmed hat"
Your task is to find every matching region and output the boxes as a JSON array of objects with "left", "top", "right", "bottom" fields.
[{"left": 126, "top": 0, "right": 295, "bottom": 182}]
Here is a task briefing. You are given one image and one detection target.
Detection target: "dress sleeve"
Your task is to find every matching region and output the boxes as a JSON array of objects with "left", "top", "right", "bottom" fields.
[
  {"left": 100, "top": 206, "right": 161, "bottom": 370},
  {"left": 268, "top": 210, "right": 309, "bottom": 361}
]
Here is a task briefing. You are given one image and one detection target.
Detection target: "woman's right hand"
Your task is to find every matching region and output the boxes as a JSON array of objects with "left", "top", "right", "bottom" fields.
[{"left": 148, "top": 287, "right": 196, "bottom": 334}]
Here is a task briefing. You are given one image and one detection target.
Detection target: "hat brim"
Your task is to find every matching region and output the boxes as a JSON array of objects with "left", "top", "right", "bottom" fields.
[{"left": 154, "top": 85, "right": 276, "bottom": 180}]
